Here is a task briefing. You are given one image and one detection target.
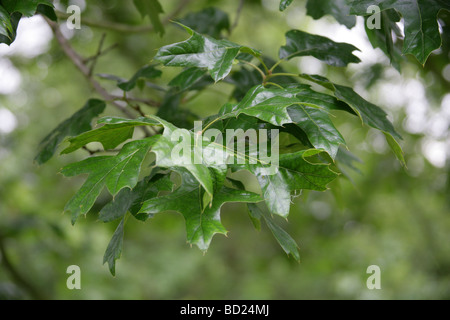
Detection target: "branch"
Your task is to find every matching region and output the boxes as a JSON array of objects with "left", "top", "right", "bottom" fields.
[
  {"left": 111, "top": 95, "right": 161, "bottom": 108},
  {"left": 46, "top": 18, "right": 137, "bottom": 119},
  {"left": 230, "top": 0, "right": 245, "bottom": 34},
  {"left": 55, "top": 0, "right": 192, "bottom": 33},
  {"left": 0, "top": 236, "right": 45, "bottom": 300}
]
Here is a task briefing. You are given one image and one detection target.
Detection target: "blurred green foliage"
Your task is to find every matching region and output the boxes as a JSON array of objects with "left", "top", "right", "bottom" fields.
[{"left": 0, "top": 0, "right": 449, "bottom": 299}]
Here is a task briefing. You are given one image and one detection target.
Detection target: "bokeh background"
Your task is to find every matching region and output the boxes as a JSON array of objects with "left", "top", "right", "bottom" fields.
[{"left": 0, "top": 0, "right": 449, "bottom": 300}]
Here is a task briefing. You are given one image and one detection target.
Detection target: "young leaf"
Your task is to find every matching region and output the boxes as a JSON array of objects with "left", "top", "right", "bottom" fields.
[
  {"left": 133, "top": 0, "right": 165, "bottom": 36},
  {"left": 137, "top": 169, "right": 262, "bottom": 251},
  {"left": 35, "top": 99, "right": 106, "bottom": 164},
  {"left": 103, "top": 218, "right": 125, "bottom": 276},
  {"left": 350, "top": 0, "right": 450, "bottom": 65},
  {"left": 178, "top": 7, "right": 230, "bottom": 38},
  {"left": 61, "top": 137, "right": 157, "bottom": 224},
  {"left": 99, "top": 173, "right": 174, "bottom": 223},
  {"left": 306, "top": 0, "right": 356, "bottom": 29},
  {"left": 154, "top": 23, "right": 260, "bottom": 82},
  {"left": 234, "top": 150, "right": 338, "bottom": 218},
  {"left": 280, "top": 0, "right": 295, "bottom": 12},
  {"left": 279, "top": 30, "right": 361, "bottom": 67}
]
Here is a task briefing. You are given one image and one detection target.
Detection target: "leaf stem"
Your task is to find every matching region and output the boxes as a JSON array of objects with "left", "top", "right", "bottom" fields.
[
  {"left": 264, "top": 82, "right": 285, "bottom": 90},
  {"left": 266, "top": 72, "right": 299, "bottom": 80},
  {"left": 256, "top": 56, "right": 270, "bottom": 74},
  {"left": 239, "top": 60, "right": 266, "bottom": 81}
]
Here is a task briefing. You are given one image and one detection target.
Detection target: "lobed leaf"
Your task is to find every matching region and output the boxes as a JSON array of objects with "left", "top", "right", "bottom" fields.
[
  {"left": 61, "top": 137, "right": 157, "bottom": 224},
  {"left": 35, "top": 99, "right": 106, "bottom": 164},
  {"left": 306, "top": 0, "right": 356, "bottom": 29},
  {"left": 154, "top": 23, "right": 260, "bottom": 82},
  {"left": 103, "top": 218, "right": 125, "bottom": 276},
  {"left": 233, "top": 150, "right": 338, "bottom": 218},
  {"left": 178, "top": 7, "right": 230, "bottom": 38},
  {"left": 299, "top": 74, "right": 405, "bottom": 165},
  {"left": 137, "top": 169, "right": 262, "bottom": 251},
  {"left": 279, "top": 30, "right": 361, "bottom": 67},
  {"left": 350, "top": 0, "right": 450, "bottom": 65},
  {"left": 133, "top": 0, "right": 165, "bottom": 36}
]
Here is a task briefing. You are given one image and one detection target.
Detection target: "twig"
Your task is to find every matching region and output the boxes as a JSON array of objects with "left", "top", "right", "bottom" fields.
[
  {"left": 88, "top": 33, "right": 106, "bottom": 77},
  {"left": 55, "top": 0, "right": 192, "bottom": 33},
  {"left": 0, "top": 236, "right": 45, "bottom": 300},
  {"left": 46, "top": 18, "right": 136, "bottom": 119},
  {"left": 111, "top": 95, "right": 161, "bottom": 108},
  {"left": 230, "top": 0, "right": 245, "bottom": 34}
]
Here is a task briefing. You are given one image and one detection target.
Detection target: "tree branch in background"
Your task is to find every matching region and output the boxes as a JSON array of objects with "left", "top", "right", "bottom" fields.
[
  {"left": 55, "top": 0, "right": 192, "bottom": 34},
  {"left": 45, "top": 18, "right": 137, "bottom": 119},
  {"left": 0, "top": 236, "right": 45, "bottom": 300},
  {"left": 230, "top": 0, "right": 245, "bottom": 34}
]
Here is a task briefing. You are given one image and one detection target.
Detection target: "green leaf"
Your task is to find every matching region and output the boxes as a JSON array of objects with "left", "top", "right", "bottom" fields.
[
  {"left": 36, "top": 3, "right": 57, "bottom": 21},
  {"left": 156, "top": 90, "right": 199, "bottom": 129},
  {"left": 117, "top": 65, "right": 162, "bottom": 92},
  {"left": 219, "top": 84, "right": 348, "bottom": 159},
  {"left": 300, "top": 74, "right": 405, "bottom": 164},
  {"left": 287, "top": 105, "right": 346, "bottom": 159},
  {"left": 350, "top": 0, "right": 450, "bottom": 65},
  {"left": 103, "top": 218, "right": 125, "bottom": 276},
  {"left": 263, "top": 210, "right": 300, "bottom": 261},
  {"left": 133, "top": 0, "right": 165, "bottom": 36},
  {"left": 149, "top": 116, "right": 228, "bottom": 202},
  {"left": 35, "top": 99, "right": 106, "bottom": 164},
  {"left": 137, "top": 169, "right": 262, "bottom": 251},
  {"left": 3, "top": 0, "right": 53, "bottom": 16},
  {"left": 225, "top": 85, "right": 300, "bottom": 127},
  {"left": 179, "top": 7, "right": 230, "bottom": 38},
  {"left": 0, "top": 6, "right": 13, "bottom": 41},
  {"left": 168, "top": 67, "right": 213, "bottom": 93},
  {"left": 279, "top": 30, "right": 361, "bottom": 67},
  {"left": 0, "top": 9, "right": 20, "bottom": 45},
  {"left": 248, "top": 203, "right": 300, "bottom": 261},
  {"left": 61, "top": 137, "right": 157, "bottom": 224},
  {"left": 226, "top": 57, "right": 298, "bottom": 101},
  {"left": 234, "top": 150, "right": 338, "bottom": 218},
  {"left": 61, "top": 117, "right": 159, "bottom": 155},
  {"left": 335, "top": 146, "right": 363, "bottom": 177},
  {"left": 306, "top": 0, "right": 356, "bottom": 29},
  {"left": 280, "top": 0, "right": 294, "bottom": 11},
  {"left": 90, "top": 115, "right": 227, "bottom": 202},
  {"left": 99, "top": 173, "right": 173, "bottom": 223},
  {"left": 154, "top": 23, "right": 260, "bottom": 82},
  {"left": 384, "top": 132, "right": 406, "bottom": 167},
  {"left": 364, "top": 9, "right": 404, "bottom": 71}
]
